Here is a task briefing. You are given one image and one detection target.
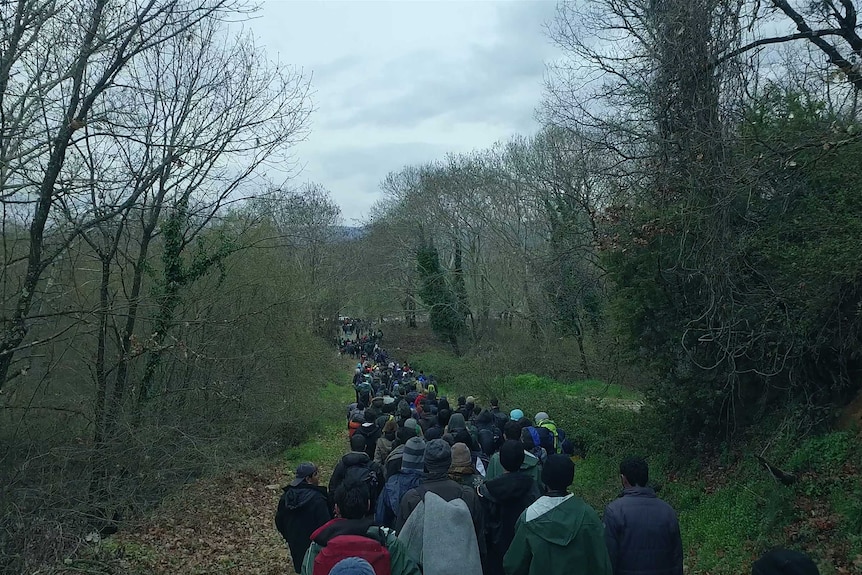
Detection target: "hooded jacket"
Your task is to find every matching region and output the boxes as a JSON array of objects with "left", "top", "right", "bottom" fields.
[
  {"left": 355, "top": 422, "right": 382, "bottom": 458},
  {"left": 395, "top": 473, "right": 487, "bottom": 557},
  {"left": 329, "top": 452, "right": 384, "bottom": 512},
  {"left": 485, "top": 450, "right": 544, "bottom": 491},
  {"left": 603, "top": 487, "right": 683, "bottom": 575},
  {"left": 275, "top": 482, "right": 332, "bottom": 573},
  {"left": 300, "top": 518, "right": 420, "bottom": 575},
  {"left": 503, "top": 494, "right": 611, "bottom": 575},
  {"left": 375, "top": 469, "right": 423, "bottom": 528},
  {"left": 479, "top": 473, "right": 541, "bottom": 575}
]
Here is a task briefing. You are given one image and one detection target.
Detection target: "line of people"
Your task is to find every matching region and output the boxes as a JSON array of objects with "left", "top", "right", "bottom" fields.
[{"left": 276, "top": 359, "right": 823, "bottom": 575}]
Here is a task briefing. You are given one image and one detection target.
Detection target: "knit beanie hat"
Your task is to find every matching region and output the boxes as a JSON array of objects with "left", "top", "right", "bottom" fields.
[
  {"left": 424, "top": 426, "right": 443, "bottom": 441},
  {"left": 542, "top": 454, "right": 575, "bottom": 491},
  {"left": 500, "top": 439, "right": 525, "bottom": 472},
  {"left": 401, "top": 437, "right": 426, "bottom": 472},
  {"left": 450, "top": 442, "right": 472, "bottom": 468},
  {"left": 447, "top": 413, "right": 467, "bottom": 432},
  {"left": 404, "top": 418, "right": 421, "bottom": 436},
  {"left": 329, "top": 557, "right": 376, "bottom": 575},
  {"left": 752, "top": 549, "right": 820, "bottom": 575},
  {"left": 424, "top": 439, "right": 452, "bottom": 474}
]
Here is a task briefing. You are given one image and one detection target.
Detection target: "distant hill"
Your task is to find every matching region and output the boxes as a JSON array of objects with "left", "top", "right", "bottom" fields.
[{"left": 330, "top": 225, "right": 366, "bottom": 242}]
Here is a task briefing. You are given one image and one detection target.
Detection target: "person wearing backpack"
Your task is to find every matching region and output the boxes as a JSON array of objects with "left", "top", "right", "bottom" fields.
[
  {"left": 534, "top": 412, "right": 561, "bottom": 454},
  {"left": 485, "top": 422, "right": 544, "bottom": 491},
  {"left": 395, "top": 439, "right": 486, "bottom": 561},
  {"left": 329, "top": 435, "right": 384, "bottom": 516},
  {"left": 301, "top": 477, "right": 420, "bottom": 575},
  {"left": 376, "top": 436, "right": 425, "bottom": 528},
  {"left": 478, "top": 441, "right": 541, "bottom": 575},
  {"left": 275, "top": 462, "right": 332, "bottom": 573}
]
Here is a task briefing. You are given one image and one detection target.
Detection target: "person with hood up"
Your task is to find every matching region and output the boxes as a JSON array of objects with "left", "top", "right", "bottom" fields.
[
  {"left": 376, "top": 436, "right": 426, "bottom": 528},
  {"left": 374, "top": 418, "right": 398, "bottom": 466},
  {"left": 329, "top": 435, "right": 384, "bottom": 515},
  {"left": 503, "top": 454, "right": 611, "bottom": 575},
  {"left": 275, "top": 462, "right": 332, "bottom": 573},
  {"left": 486, "top": 421, "right": 544, "bottom": 490},
  {"left": 355, "top": 416, "right": 382, "bottom": 460},
  {"left": 478, "top": 441, "right": 541, "bottom": 575},
  {"left": 449, "top": 442, "right": 483, "bottom": 488},
  {"left": 395, "top": 439, "right": 487, "bottom": 560},
  {"left": 603, "top": 456, "right": 683, "bottom": 575}
]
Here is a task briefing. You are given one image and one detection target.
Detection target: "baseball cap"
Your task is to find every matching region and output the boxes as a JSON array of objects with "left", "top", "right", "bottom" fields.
[{"left": 289, "top": 462, "right": 318, "bottom": 486}]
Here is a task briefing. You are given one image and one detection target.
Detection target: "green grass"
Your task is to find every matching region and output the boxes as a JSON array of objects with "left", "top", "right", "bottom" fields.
[
  {"left": 282, "top": 378, "right": 355, "bottom": 479},
  {"left": 415, "top": 350, "right": 862, "bottom": 575},
  {"left": 499, "top": 373, "right": 641, "bottom": 400}
]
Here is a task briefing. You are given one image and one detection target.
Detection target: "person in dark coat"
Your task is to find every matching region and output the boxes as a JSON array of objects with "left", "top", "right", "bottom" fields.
[
  {"left": 478, "top": 440, "right": 541, "bottom": 575},
  {"left": 329, "top": 435, "right": 384, "bottom": 514},
  {"left": 274, "top": 462, "right": 331, "bottom": 573},
  {"left": 376, "top": 436, "right": 425, "bottom": 527},
  {"left": 355, "top": 418, "right": 381, "bottom": 459},
  {"left": 395, "top": 439, "right": 486, "bottom": 559},
  {"left": 603, "top": 456, "right": 683, "bottom": 575}
]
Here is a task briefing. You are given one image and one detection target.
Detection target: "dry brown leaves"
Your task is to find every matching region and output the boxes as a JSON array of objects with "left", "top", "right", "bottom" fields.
[{"left": 104, "top": 464, "right": 294, "bottom": 575}]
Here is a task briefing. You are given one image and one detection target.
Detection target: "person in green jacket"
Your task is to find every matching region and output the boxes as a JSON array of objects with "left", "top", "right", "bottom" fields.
[
  {"left": 486, "top": 421, "right": 544, "bottom": 490},
  {"left": 503, "top": 454, "right": 611, "bottom": 575}
]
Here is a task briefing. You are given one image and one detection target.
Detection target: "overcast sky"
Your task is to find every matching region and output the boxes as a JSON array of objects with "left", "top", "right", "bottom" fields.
[{"left": 250, "top": 0, "right": 561, "bottom": 224}]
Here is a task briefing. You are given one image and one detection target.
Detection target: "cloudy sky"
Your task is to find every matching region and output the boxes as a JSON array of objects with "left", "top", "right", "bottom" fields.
[{"left": 250, "top": 0, "right": 562, "bottom": 223}]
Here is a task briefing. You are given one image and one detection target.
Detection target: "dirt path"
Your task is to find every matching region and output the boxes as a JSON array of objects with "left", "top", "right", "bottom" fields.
[{"left": 82, "top": 382, "right": 353, "bottom": 575}]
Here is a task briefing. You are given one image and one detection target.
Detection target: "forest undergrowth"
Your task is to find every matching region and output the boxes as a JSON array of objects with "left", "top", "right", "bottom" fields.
[{"left": 55, "top": 376, "right": 355, "bottom": 575}]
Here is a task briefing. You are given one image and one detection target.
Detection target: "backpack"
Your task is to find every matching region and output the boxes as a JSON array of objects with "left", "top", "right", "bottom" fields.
[
  {"left": 344, "top": 461, "right": 382, "bottom": 500},
  {"left": 536, "top": 420, "right": 560, "bottom": 453},
  {"left": 313, "top": 528, "right": 392, "bottom": 575},
  {"left": 528, "top": 426, "right": 556, "bottom": 455}
]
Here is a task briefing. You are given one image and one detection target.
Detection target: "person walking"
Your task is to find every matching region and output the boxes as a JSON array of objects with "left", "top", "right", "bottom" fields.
[
  {"left": 503, "top": 455, "right": 611, "bottom": 575},
  {"left": 275, "top": 462, "right": 332, "bottom": 573},
  {"left": 603, "top": 456, "right": 683, "bottom": 575}
]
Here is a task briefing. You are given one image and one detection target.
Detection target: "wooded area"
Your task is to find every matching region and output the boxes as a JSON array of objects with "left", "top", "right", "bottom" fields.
[
  {"left": 2, "top": 0, "right": 862, "bottom": 573},
  {"left": 350, "top": 0, "right": 862, "bottom": 448}
]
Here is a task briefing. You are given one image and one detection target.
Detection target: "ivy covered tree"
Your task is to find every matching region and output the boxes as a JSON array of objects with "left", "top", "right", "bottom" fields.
[{"left": 416, "top": 245, "right": 465, "bottom": 355}]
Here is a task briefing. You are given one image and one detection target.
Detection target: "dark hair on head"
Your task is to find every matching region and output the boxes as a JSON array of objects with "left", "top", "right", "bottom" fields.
[
  {"left": 620, "top": 456, "right": 649, "bottom": 487},
  {"left": 490, "top": 398, "right": 499, "bottom": 407},
  {"left": 454, "top": 428, "right": 475, "bottom": 451},
  {"left": 396, "top": 425, "right": 415, "bottom": 445},
  {"left": 334, "top": 477, "right": 370, "bottom": 519},
  {"left": 438, "top": 409, "right": 452, "bottom": 428},
  {"left": 438, "top": 399, "right": 450, "bottom": 412},
  {"left": 350, "top": 434, "right": 366, "bottom": 452},
  {"left": 457, "top": 396, "right": 466, "bottom": 406},
  {"left": 503, "top": 420, "right": 522, "bottom": 440}
]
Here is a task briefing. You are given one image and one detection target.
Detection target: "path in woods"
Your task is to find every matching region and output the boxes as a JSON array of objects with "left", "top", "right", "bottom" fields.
[{"left": 91, "top": 380, "right": 353, "bottom": 575}]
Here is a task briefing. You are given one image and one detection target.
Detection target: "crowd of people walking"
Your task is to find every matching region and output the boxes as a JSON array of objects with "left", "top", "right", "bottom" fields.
[{"left": 276, "top": 345, "right": 822, "bottom": 575}]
